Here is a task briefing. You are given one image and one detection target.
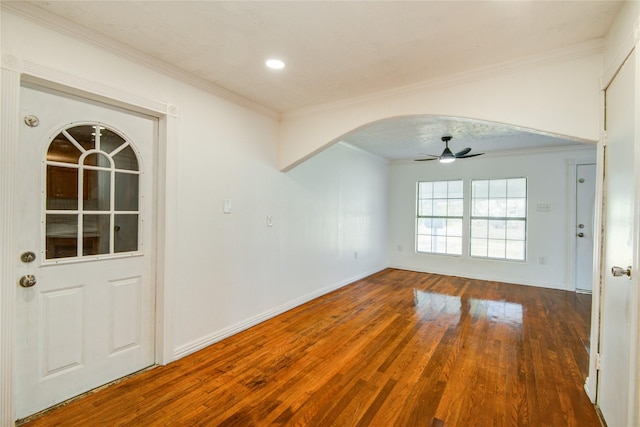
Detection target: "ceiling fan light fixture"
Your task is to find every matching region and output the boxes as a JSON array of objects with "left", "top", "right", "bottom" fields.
[{"left": 439, "top": 147, "right": 456, "bottom": 163}]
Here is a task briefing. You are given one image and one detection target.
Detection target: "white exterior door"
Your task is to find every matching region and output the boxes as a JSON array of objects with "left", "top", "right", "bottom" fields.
[
  {"left": 575, "top": 163, "right": 596, "bottom": 292},
  {"left": 597, "top": 50, "right": 638, "bottom": 426},
  {"left": 15, "top": 83, "right": 157, "bottom": 419}
]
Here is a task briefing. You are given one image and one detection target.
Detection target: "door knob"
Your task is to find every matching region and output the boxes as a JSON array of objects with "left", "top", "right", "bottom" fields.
[
  {"left": 19, "top": 274, "right": 37, "bottom": 288},
  {"left": 577, "top": 232, "right": 584, "bottom": 237},
  {"left": 611, "top": 266, "right": 632, "bottom": 278}
]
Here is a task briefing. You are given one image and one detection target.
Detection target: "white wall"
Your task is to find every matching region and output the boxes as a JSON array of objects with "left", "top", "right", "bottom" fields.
[
  {"left": 278, "top": 46, "right": 603, "bottom": 170},
  {"left": 388, "top": 146, "right": 596, "bottom": 290},
  {"left": 1, "top": 10, "right": 388, "bottom": 359}
]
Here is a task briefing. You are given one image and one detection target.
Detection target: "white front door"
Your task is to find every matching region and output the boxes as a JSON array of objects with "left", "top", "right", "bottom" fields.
[
  {"left": 596, "top": 50, "right": 638, "bottom": 426},
  {"left": 15, "top": 83, "right": 157, "bottom": 419},
  {"left": 575, "top": 163, "right": 596, "bottom": 292}
]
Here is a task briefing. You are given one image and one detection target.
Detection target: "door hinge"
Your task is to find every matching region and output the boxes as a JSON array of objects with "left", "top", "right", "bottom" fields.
[{"left": 595, "top": 353, "right": 601, "bottom": 370}]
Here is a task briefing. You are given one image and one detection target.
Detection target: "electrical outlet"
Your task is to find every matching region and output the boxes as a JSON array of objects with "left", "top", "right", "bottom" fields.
[
  {"left": 538, "top": 256, "right": 547, "bottom": 265},
  {"left": 536, "top": 203, "right": 551, "bottom": 212}
]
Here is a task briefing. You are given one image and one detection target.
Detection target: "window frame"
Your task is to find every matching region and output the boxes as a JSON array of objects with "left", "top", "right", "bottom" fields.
[
  {"left": 469, "top": 177, "right": 527, "bottom": 261},
  {"left": 415, "top": 179, "right": 465, "bottom": 256}
]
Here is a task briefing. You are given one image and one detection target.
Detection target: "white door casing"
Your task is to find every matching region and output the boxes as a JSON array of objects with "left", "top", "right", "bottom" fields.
[
  {"left": 575, "top": 163, "right": 596, "bottom": 292},
  {"left": 15, "top": 83, "right": 157, "bottom": 419},
  {"left": 596, "top": 49, "right": 639, "bottom": 427}
]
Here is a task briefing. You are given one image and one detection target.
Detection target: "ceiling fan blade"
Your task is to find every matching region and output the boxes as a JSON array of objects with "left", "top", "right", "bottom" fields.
[
  {"left": 414, "top": 158, "right": 438, "bottom": 161},
  {"left": 457, "top": 153, "right": 485, "bottom": 158},
  {"left": 454, "top": 147, "right": 472, "bottom": 157}
]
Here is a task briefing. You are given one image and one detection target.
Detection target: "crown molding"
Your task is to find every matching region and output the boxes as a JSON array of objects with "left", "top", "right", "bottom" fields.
[
  {"left": 601, "top": 15, "right": 640, "bottom": 89},
  {"left": 1, "top": 2, "right": 280, "bottom": 120},
  {"left": 284, "top": 39, "right": 605, "bottom": 120}
]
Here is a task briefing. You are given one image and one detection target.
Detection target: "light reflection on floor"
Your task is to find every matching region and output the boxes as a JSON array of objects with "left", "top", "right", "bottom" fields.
[{"left": 413, "top": 288, "right": 523, "bottom": 327}]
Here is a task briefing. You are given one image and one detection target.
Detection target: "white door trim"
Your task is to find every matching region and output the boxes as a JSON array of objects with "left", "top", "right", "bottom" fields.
[{"left": 0, "top": 55, "right": 178, "bottom": 426}]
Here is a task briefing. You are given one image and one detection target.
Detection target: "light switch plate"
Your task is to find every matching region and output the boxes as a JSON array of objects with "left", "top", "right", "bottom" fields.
[{"left": 223, "top": 199, "right": 232, "bottom": 214}]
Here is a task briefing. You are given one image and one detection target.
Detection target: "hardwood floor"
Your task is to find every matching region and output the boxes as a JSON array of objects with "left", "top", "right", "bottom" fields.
[{"left": 21, "top": 269, "right": 599, "bottom": 426}]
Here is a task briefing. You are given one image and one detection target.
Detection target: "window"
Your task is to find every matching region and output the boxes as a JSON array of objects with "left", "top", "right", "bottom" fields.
[
  {"left": 45, "top": 124, "right": 140, "bottom": 260},
  {"left": 470, "top": 178, "right": 527, "bottom": 260},
  {"left": 416, "top": 180, "right": 463, "bottom": 255}
]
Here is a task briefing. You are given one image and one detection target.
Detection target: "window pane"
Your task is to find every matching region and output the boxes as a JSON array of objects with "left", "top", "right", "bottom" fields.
[
  {"left": 448, "top": 180, "right": 463, "bottom": 198},
  {"left": 447, "top": 218, "right": 462, "bottom": 237},
  {"left": 46, "top": 214, "right": 78, "bottom": 259},
  {"left": 47, "top": 135, "right": 81, "bottom": 163},
  {"left": 100, "top": 128, "right": 127, "bottom": 154},
  {"left": 447, "top": 237, "right": 462, "bottom": 255},
  {"left": 417, "top": 218, "right": 432, "bottom": 234},
  {"left": 83, "top": 214, "right": 110, "bottom": 256},
  {"left": 488, "top": 220, "right": 506, "bottom": 239},
  {"left": 433, "top": 199, "right": 448, "bottom": 216},
  {"left": 115, "top": 214, "right": 139, "bottom": 253},
  {"left": 506, "top": 240, "right": 525, "bottom": 260},
  {"left": 448, "top": 199, "right": 463, "bottom": 217},
  {"left": 507, "top": 198, "right": 526, "bottom": 217},
  {"left": 506, "top": 220, "right": 526, "bottom": 240},
  {"left": 470, "top": 238, "right": 487, "bottom": 257},
  {"left": 508, "top": 178, "right": 527, "bottom": 198},
  {"left": 488, "top": 239, "right": 506, "bottom": 258},
  {"left": 488, "top": 199, "right": 507, "bottom": 217},
  {"left": 83, "top": 169, "right": 111, "bottom": 211},
  {"left": 472, "top": 199, "right": 488, "bottom": 217},
  {"left": 418, "top": 200, "right": 433, "bottom": 216},
  {"left": 47, "top": 165, "right": 78, "bottom": 210},
  {"left": 84, "top": 152, "right": 111, "bottom": 168},
  {"left": 433, "top": 218, "right": 447, "bottom": 235},
  {"left": 432, "top": 235, "right": 447, "bottom": 254},
  {"left": 418, "top": 182, "right": 433, "bottom": 198},
  {"left": 65, "top": 126, "right": 95, "bottom": 152},
  {"left": 417, "top": 235, "right": 431, "bottom": 252},
  {"left": 471, "top": 219, "right": 488, "bottom": 238},
  {"left": 113, "top": 145, "right": 139, "bottom": 171},
  {"left": 472, "top": 180, "right": 489, "bottom": 198},
  {"left": 489, "top": 179, "right": 507, "bottom": 198},
  {"left": 433, "top": 181, "right": 448, "bottom": 198},
  {"left": 115, "top": 173, "right": 139, "bottom": 211}
]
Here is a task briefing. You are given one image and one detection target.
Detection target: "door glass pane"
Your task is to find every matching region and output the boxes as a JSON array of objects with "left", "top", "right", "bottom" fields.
[
  {"left": 83, "top": 169, "right": 111, "bottom": 211},
  {"left": 115, "top": 173, "right": 139, "bottom": 211},
  {"left": 65, "top": 126, "right": 95, "bottom": 151},
  {"left": 83, "top": 152, "right": 111, "bottom": 168},
  {"left": 83, "top": 214, "right": 110, "bottom": 256},
  {"left": 46, "top": 214, "right": 78, "bottom": 259},
  {"left": 113, "top": 145, "right": 139, "bottom": 171},
  {"left": 47, "top": 135, "right": 81, "bottom": 164},
  {"left": 100, "top": 128, "right": 127, "bottom": 153},
  {"left": 47, "top": 165, "right": 78, "bottom": 210},
  {"left": 114, "top": 214, "right": 138, "bottom": 253}
]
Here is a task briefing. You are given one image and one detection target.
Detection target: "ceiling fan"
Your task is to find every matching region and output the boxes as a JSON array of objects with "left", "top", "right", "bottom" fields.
[{"left": 414, "top": 136, "right": 484, "bottom": 163}]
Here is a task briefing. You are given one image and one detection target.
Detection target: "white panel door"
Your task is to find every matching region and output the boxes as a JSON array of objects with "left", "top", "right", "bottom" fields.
[
  {"left": 597, "top": 51, "right": 637, "bottom": 426},
  {"left": 575, "top": 163, "right": 596, "bottom": 292},
  {"left": 15, "top": 83, "right": 157, "bottom": 419}
]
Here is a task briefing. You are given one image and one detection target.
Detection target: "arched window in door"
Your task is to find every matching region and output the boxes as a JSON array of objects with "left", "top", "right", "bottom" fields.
[{"left": 45, "top": 123, "right": 140, "bottom": 260}]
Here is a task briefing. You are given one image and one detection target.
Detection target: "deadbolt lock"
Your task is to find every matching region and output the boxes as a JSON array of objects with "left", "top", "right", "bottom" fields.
[{"left": 20, "top": 251, "right": 36, "bottom": 263}]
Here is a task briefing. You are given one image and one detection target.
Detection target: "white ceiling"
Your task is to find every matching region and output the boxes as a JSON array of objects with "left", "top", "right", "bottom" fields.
[{"left": 7, "top": 0, "right": 621, "bottom": 158}]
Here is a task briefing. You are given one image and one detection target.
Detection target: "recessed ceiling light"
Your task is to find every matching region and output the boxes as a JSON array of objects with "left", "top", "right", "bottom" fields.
[{"left": 266, "top": 59, "right": 285, "bottom": 70}]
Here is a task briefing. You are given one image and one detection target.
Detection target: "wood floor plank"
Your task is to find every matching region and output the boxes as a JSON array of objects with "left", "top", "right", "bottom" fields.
[{"left": 20, "top": 269, "right": 600, "bottom": 426}]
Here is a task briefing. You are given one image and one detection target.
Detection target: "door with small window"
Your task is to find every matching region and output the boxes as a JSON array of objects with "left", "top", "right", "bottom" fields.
[{"left": 15, "top": 83, "right": 157, "bottom": 420}]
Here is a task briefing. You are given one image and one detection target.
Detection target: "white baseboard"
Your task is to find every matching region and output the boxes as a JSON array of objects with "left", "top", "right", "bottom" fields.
[{"left": 173, "top": 266, "right": 386, "bottom": 360}]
